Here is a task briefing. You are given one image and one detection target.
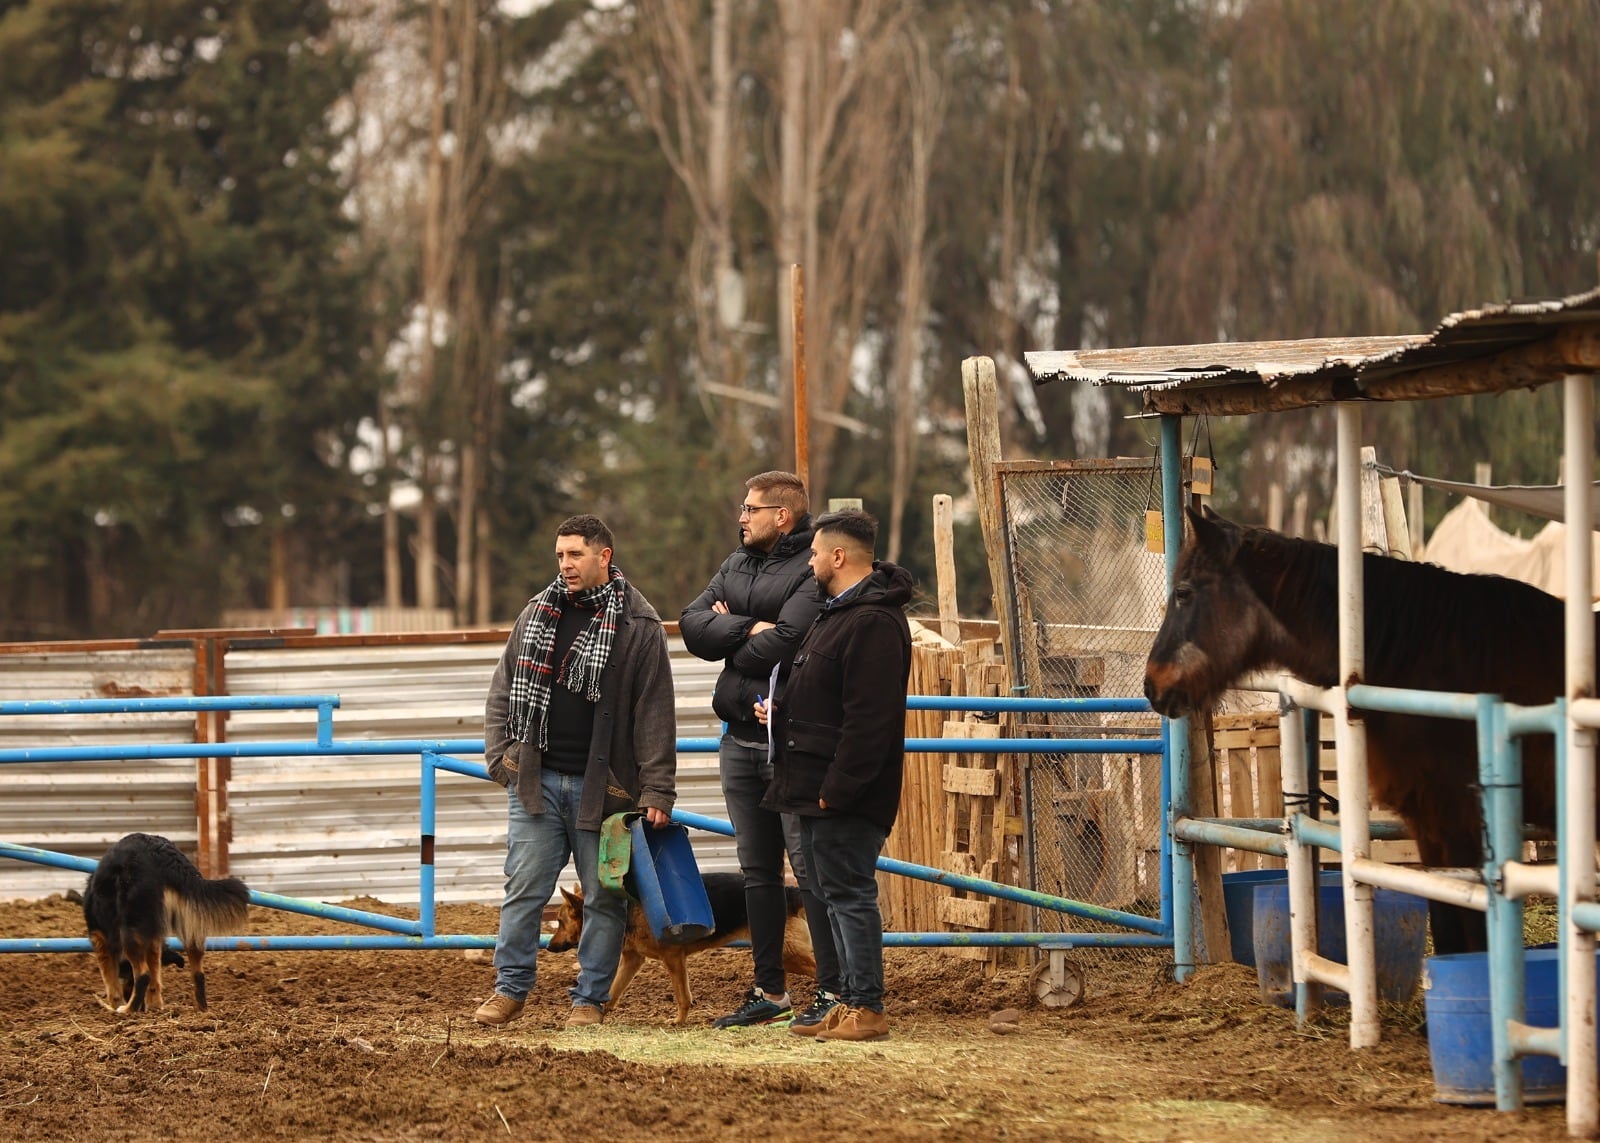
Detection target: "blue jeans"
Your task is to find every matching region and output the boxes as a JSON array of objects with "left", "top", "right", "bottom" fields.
[
  {"left": 720, "top": 737, "right": 841, "bottom": 996},
  {"left": 800, "top": 813, "right": 889, "bottom": 1012},
  {"left": 493, "top": 770, "right": 627, "bottom": 1010}
]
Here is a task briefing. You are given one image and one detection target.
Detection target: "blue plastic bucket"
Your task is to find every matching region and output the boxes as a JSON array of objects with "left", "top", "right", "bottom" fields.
[
  {"left": 1252, "top": 878, "right": 1427, "bottom": 1007},
  {"left": 1424, "top": 947, "right": 1568, "bottom": 1105},
  {"left": 1221, "top": 870, "right": 1290, "bottom": 967},
  {"left": 628, "top": 818, "right": 715, "bottom": 945},
  {"left": 1221, "top": 870, "right": 1342, "bottom": 967}
]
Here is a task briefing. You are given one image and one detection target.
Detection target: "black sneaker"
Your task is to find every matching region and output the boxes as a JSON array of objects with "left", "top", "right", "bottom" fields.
[
  {"left": 788, "top": 991, "right": 842, "bottom": 1038},
  {"left": 712, "top": 987, "right": 792, "bottom": 1028}
]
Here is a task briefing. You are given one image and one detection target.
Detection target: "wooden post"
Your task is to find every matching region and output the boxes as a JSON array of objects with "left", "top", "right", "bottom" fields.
[
  {"left": 791, "top": 263, "right": 809, "bottom": 490},
  {"left": 961, "top": 357, "right": 1014, "bottom": 689},
  {"left": 932, "top": 493, "right": 960, "bottom": 644},
  {"left": 1189, "top": 713, "right": 1231, "bottom": 961},
  {"left": 1380, "top": 475, "right": 1412, "bottom": 559},
  {"left": 1267, "top": 482, "right": 1284, "bottom": 532},
  {"left": 1359, "top": 446, "right": 1388, "bottom": 553},
  {"left": 1407, "top": 479, "right": 1425, "bottom": 556}
]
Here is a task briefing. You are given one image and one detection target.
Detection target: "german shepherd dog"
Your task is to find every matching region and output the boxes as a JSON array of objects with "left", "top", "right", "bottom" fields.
[
  {"left": 548, "top": 871, "right": 815, "bottom": 1025},
  {"left": 82, "top": 833, "right": 250, "bottom": 1014}
]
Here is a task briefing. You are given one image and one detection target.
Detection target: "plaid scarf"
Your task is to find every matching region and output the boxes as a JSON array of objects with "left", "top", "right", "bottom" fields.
[{"left": 506, "top": 566, "right": 626, "bottom": 750}]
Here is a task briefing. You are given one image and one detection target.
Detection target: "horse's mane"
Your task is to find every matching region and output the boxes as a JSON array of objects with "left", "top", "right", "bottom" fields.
[{"left": 1234, "top": 524, "right": 1568, "bottom": 703}]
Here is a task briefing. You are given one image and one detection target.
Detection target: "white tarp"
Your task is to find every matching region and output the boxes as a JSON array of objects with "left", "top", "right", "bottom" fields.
[
  {"left": 1396, "top": 470, "right": 1600, "bottom": 527},
  {"left": 1421, "top": 497, "right": 1600, "bottom": 601}
]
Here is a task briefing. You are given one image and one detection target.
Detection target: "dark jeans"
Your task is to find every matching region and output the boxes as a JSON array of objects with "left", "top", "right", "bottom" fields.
[
  {"left": 800, "top": 812, "right": 890, "bottom": 1012},
  {"left": 719, "top": 736, "right": 841, "bottom": 996}
]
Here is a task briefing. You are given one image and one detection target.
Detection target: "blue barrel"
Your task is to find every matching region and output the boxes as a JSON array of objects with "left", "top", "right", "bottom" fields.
[
  {"left": 1252, "top": 878, "right": 1427, "bottom": 1007},
  {"left": 1424, "top": 946, "right": 1568, "bottom": 1105},
  {"left": 629, "top": 818, "right": 714, "bottom": 945},
  {"left": 1221, "top": 870, "right": 1292, "bottom": 967}
]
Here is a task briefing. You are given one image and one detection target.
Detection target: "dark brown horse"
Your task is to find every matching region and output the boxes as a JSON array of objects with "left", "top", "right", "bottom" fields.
[{"left": 1144, "top": 507, "right": 1581, "bottom": 954}]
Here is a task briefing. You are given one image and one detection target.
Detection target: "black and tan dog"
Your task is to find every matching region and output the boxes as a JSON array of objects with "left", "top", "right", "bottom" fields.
[
  {"left": 82, "top": 832, "right": 250, "bottom": 1014},
  {"left": 548, "top": 871, "right": 815, "bottom": 1025}
]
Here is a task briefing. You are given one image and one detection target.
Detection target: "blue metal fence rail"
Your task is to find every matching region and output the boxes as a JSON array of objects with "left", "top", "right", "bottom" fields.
[{"left": 0, "top": 693, "right": 1170, "bottom": 956}]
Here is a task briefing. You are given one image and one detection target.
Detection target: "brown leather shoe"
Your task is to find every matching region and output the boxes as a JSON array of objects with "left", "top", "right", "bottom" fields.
[
  {"left": 789, "top": 995, "right": 845, "bottom": 1038},
  {"left": 474, "top": 993, "right": 526, "bottom": 1026},
  {"left": 816, "top": 1006, "right": 889, "bottom": 1042},
  {"left": 565, "top": 1004, "right": 604, "bottom": 1028}
]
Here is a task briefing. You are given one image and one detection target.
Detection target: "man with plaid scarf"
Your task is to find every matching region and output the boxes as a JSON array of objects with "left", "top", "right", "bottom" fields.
[{"left": 473, "top": 515, "right": 677, "bottom": 1029}]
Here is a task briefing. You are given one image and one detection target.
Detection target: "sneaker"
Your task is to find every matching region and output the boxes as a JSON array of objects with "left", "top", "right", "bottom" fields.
[
  {"left": 816, "top": 1006, "right": 889, "bottom": 1042},
  {"left": 712, "top": 987, "right": 792, "bottom": 1028},
  {"left": 565, "top": 1004, "right": 604, "bottom": 1028},
  {"left": 788, "top": 992, "right": 843, "bottom": 1038},
  {"left": 473, "top": 993, "right": 526, "bottom": 1027}
]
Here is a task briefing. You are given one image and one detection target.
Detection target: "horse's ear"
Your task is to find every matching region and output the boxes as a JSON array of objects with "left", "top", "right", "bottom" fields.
[{"left": 1187, "top": 505, "right": 1240, "bottom": 559}]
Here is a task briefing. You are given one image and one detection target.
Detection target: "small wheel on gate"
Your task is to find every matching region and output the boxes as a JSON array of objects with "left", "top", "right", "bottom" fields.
[{"left": 1031, "top": 951, "right": 1085, "bottom": 1008}]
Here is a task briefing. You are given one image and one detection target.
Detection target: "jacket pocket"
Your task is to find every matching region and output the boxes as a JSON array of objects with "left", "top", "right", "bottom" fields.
[
  {"left": 783, "top": 719, "right": 842, "bottom": 760},
  {"left": 488, "top": 739, "right": 523, "bottom": 788},
  {"left": 602, "top": 767, "right": 636, "bottom": 816}
]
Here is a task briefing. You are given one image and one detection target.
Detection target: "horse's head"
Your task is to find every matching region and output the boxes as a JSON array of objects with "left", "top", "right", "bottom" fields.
[{"left": 1144, "top": 507, "right": 1278, "bottom": 717}]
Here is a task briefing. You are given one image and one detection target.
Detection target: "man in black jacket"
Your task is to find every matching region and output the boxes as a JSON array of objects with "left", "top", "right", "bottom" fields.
[
  {"left": 760, "top": 509, "right": 912, "bottom": 1043},
  {"left": 681, "top": 471, "right": 842, "bottom": 1029}
]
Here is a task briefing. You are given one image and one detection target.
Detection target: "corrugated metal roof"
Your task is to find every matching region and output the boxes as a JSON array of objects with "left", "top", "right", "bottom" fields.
[{"left": 1025, "top": 286, "right": 1600, "bottom": 416}]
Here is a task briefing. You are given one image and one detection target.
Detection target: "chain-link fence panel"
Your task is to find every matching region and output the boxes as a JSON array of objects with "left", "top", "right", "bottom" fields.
[{"left": 998, "top": 460, "right": 1170, "bottom": 996}]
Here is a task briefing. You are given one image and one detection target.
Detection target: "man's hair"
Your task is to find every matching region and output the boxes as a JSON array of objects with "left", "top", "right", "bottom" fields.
[
  {"left": 556, "top": 514, "right": 615, "bottom": 554},
  {"left": 813, "top": 509, "right": 877, "bottom": 557},
  {"left": 746, "top": 470, "right": 809, "bottom": 516}
]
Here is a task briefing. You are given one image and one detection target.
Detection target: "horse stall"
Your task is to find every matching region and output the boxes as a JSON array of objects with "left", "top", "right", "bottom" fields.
[{"left": 1022, "top": 284, "right": 1600, "bottom": 1134}]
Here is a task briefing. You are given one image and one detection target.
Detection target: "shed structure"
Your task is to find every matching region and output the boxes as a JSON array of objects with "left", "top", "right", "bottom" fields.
[{"left": 1022, "top": 284, "right": 1600, "bottom": 1136}]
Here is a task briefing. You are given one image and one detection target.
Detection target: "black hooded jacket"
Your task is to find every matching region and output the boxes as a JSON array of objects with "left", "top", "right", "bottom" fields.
[
  {"left": 680, "top": 516, "right": 822, "bottom": 741},
  {"left": 762, "top": 560, "right": 914, "bottom": 831}
]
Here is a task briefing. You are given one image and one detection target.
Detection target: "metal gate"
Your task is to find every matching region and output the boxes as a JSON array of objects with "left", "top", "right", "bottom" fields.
[{"left": 998, "top": 458, "right": 1170, "bottom": 991}]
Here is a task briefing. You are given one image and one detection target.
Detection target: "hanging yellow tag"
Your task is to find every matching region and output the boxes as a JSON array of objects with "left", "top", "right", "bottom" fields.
[
  {"left": 1145, "top": 509, "right": 1164, "bottom": 553},
  {"left": 1189, "top": 457, "right": 1214, "bottom": 496}
]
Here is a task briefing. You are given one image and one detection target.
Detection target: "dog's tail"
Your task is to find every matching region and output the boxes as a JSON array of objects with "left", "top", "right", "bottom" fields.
[{"left": 163, "top": 873, "right": 250, "bottom": 948}]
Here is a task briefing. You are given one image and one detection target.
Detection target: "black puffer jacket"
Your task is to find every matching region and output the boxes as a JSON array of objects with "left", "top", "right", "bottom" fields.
[
  {"left": 762, "top": 561, "right": 914, "bottom": 831},
  {"left": 680, "top": 517, "right": 823, "bottom": 741}
]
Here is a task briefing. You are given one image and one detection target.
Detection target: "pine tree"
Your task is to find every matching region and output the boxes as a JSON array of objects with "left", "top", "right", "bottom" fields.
[{"left": 0, "top": 0, "right": 374, "bottom": 635}]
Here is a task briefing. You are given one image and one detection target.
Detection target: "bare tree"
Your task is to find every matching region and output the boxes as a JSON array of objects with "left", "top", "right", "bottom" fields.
[
  {"left": 769, "top": 0, "right": 912, "bottom": 499},
  {"left": 407, "top": 0, "right": 507, "bottom": 616},
  {"left": 616, "top": 1, "right": 913, "bottom": 499},
  {"left": 616, "top": 0, "right": 750, "bottom": 441},
  {"left": 886, "top": 26, "right": 944, "bottom": 563}
]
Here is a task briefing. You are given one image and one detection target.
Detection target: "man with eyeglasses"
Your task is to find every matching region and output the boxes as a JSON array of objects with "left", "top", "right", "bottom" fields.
[{"left": 680, "top": 471, "right": 842, "bottom": 1030}]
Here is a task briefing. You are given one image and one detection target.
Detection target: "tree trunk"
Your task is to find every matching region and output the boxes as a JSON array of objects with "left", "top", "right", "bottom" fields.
[
  {"left": 455, "top": 440, "right": 476, "bottom": 625},
  {"left": 416, "top": 481, "right": 438, "bottom": 612},
  {"left": 411, "top": 0, "right": 449, "bottom": 615},
  {"left": 269, "top": 530, "right": 289, "bottom": 612},
  {"left": 776, "top": 0, "right": 806, "bottom": 470},
  {"left": 887, "top": 30, "right": 940, "bottom": 563},
  {"left": 474, "top": 499, "right": 492, "bottom": 625}
]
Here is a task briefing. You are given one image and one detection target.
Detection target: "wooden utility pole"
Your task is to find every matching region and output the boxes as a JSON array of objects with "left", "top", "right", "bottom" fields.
[
  {"left": 932, "top": 493, "right": 960, "bottom": 644},
  {"left": 792, "top": 263, "right": 809, "bottom": 489},
  {"left": 961, "top": 356, "right": 1014, "bottom": 683}
]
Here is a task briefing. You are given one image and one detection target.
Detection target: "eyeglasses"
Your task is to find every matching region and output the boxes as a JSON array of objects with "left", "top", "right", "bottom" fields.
[{"left": 738, "top": 504, "right": 782, "bottom": 517}]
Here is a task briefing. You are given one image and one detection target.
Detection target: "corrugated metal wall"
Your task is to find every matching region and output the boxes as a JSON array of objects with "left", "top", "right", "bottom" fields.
[
  {"left": 0, "top": 643, "right": 203, "bottom": 899},
  {"left": 0, "top": 629, "right": 737, "bottom": 909}
]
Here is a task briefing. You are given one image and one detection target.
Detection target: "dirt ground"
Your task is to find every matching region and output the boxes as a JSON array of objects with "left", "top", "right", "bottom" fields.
[{"left": 0, "top": 895, "right": 1572, "bottom": 1142}]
